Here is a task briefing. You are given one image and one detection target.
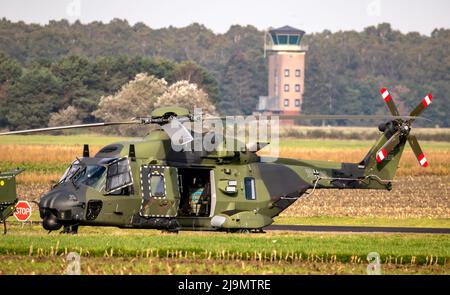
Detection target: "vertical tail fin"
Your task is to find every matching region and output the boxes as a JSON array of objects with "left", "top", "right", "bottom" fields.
[{"left": 360, "top": 130, "right": 406, "bottom": 189}]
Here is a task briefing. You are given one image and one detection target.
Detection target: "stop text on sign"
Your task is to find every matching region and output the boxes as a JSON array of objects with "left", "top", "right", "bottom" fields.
[{"left": 14, "top": 200, "right": 32, "bottom": 222}]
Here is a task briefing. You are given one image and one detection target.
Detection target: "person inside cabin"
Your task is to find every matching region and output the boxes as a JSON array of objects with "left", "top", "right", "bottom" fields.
[
  {"left": 189, "top": 177, "right": 204, "bottom": 216},
  {"left": 198, "top": 182, "right": 210, "bottom": 216}
]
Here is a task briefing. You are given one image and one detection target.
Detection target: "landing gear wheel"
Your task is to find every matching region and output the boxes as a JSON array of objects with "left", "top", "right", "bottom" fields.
[
  {"left": 60, "top": 225, "right": 79, "bottom": 234},
  {"left": 60, "top": 225, "right": 70, "bottom": 234},
  {"left": 237, "top": 229, "right": 251, "bottom": 234},
  {"left": 71, "top": 224, "right": 79, "bottom": 234}
]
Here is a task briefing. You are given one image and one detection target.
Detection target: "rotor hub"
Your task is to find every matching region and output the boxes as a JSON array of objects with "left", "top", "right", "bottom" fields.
[{"left": 399, "top": 121, "right": 411, "bottom": 136}]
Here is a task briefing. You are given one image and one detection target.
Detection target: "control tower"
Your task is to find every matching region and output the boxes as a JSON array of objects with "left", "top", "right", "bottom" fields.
[{"left": 257, "top": 26, "right": 307, "bottom": 116}]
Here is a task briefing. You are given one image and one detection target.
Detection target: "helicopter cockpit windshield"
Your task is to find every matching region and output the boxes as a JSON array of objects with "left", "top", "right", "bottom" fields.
[
  {"left": 57, "top": 159, "right": 108, "bottom": 192},
  {"left": 56, "top": 157, "right": 133, "bottom": 194},
  {"left": 71, "top": 164, "right": 106, "bottom": 191},
  {"left": 59, "top": 159, "right": 82, "bottom": 184}
]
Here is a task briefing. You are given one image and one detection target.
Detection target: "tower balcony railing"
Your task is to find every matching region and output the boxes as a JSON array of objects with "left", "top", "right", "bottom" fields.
[{"left": 265, "top": 44, "right": 308, "bottom": 52}]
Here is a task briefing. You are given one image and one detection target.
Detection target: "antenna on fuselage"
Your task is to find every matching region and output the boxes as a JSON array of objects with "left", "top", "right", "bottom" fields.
[
  {"left": 129, "top": 144, "right": 136, "bottom": 161},
  {"left": 83, "top": 144, "right": 89, "bottom": 157}
]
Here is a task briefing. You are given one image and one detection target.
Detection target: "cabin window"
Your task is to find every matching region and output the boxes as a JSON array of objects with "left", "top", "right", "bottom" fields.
[
  {"left": 150, "top": 174, "right": 166, "bottom": 198},
  {"left": 244, "top": 177, "right": 256, "bottom": 200},
  {"left": 106, "top": 158, "right": 132, "bottom": 193}
]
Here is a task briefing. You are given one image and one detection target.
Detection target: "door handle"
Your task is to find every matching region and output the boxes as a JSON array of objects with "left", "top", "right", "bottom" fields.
[{"left": 114, "top": 204, "right": 123, "bottom": 215}]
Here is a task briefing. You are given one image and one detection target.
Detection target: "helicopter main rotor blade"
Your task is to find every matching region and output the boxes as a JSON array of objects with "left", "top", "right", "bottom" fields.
[
  {"left": 375, "top": 131, "right": 401, "bottom": 164},
  {"left": 380, "top": 88, "right": 400, "bottom": 117},
  {"left": 407, "top": 134, "right": 428, "bottom": 168},
  {"left": 410, "top": 93, "right": 433, "bottom": 117},
  {"left": 275, "top": 114, "right": 424, "bottom": 121},
  {"left": 202, "top": 115, "right": 425, "bottom": 121},
  {"left": 0, "top": 121, "right": 140, "bottom": 136},
  {"left": 202, "top": 115, "right": 429, "bottom": 121}
]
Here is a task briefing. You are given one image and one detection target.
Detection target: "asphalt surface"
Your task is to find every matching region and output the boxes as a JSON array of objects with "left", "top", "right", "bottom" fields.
[
  {"left": 6, "top": 221, "right": 450, "bottom": 234},
  {"left": 266, "top": 224, "right": 450, "bottom": 234}
]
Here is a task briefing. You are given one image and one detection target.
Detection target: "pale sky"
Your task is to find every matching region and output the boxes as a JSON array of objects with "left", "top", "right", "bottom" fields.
[{"left": 0, "top": 0, "right": 449, "bottom": 35}]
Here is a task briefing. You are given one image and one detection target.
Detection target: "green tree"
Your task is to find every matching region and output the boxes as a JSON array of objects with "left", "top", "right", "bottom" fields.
[
  {"left": 173, "top": 60, "right": 219, "bottom": 104},
  {"left": 5, "top": 66, "right": 63, "bottom": 129},
  {"left": 0, "top": 52, "right": 22, "bottom": 126},
  {"left": 219, "top": 51, "right": 260, "bottom": 115},
  {"left": 50, "top": 56, "right": 95, "bottom": 120},
  {"left": 0, "top": 52, "right": 22, "bottom": 83}
]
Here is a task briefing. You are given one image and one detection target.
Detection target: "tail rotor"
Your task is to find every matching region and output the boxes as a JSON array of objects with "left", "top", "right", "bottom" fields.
[{"left": 376, "top": 88, "right": 432, "bottom": 168}]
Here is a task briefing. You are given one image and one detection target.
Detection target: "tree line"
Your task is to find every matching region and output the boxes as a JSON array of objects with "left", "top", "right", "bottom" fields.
[
  {"left": 0, "top": 18, "right": 448, "bottom": 128},
  {"left": 0, "top": 54, "right": 218, "bottom": 130}
]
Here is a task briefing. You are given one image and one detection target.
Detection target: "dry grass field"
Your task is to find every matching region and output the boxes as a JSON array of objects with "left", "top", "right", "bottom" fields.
[
  {"left": 283, "top": 175, "right": 450, "bottom": 218},
  {"left": 1, "top": 255, "right": 448, "bottom": 275},
  {"left": 0, "top": 144, "right": 102, "bottom": 184},
  {"left": 260, "top": 146, "right": 450, "bottom": 176}
]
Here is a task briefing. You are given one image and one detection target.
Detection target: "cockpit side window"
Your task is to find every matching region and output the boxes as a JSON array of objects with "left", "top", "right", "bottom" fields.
[{"left": 106, "top": 158, "right": 133, "bottom": 193}]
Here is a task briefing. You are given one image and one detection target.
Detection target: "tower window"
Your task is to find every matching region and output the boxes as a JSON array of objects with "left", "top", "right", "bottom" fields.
[
  {"left": 284, "top": 84, "right": 289, "bottom": 92},
  {"left": 277, "top": 35, "right": 288, "bottom": 45},
  {"left": 289, "top": 35, "right": 300, "bottom": 45},
  {"left": 295, "top": 84, "right": 301, "bottom": 92},
  {"left": 284, "top": 99, "right": 289, "bottom": 107},
  {"left": 295, "top": 99, "right": 300, "bottom": 107},
  {"left": 295, "top": 69, "right": 301, "bottom": 77},
  {"left": 284, "top": 69, "right": 290, "bottom": 77}
]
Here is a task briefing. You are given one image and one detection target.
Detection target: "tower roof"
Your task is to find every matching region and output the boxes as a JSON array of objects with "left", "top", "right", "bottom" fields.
[{"left": 269, "top": 26, "right": 305, "bottom": 35}]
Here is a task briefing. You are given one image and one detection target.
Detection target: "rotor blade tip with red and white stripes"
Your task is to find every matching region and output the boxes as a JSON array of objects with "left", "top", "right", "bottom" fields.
[
  {"left": 421, "top": 93, "right": 433, "bottom": 108},
  {"left": 380, "top": 88, "right": 391, "bottom": 102},
  {"left": 418, "top": 153, "right": 428, "bottom": 168},
  {"left": 376, "top": 148, "right": 387, "bottom": 163}
]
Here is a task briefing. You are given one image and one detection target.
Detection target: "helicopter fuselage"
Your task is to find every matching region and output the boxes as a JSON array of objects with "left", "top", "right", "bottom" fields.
[{"left": 39, "top": 129, "right": 397, "bottom": 232}]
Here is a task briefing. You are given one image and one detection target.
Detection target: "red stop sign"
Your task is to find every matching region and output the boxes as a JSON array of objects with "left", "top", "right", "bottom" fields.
[{"left": 14, "top": 201, "right": 32, "bottom": 222}]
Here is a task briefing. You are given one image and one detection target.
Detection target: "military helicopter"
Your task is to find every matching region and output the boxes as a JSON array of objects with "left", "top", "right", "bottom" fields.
[
  {"left": 0, "top": 88, "right": 432, "bottom": 233},
  {"left": 0, "top": 168, "right": 23, "bottom": 234}
]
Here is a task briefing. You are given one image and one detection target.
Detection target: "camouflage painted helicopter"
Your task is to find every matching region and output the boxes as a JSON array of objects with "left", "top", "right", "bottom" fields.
[
  {"left": 0, "top": 88, "right": 432, "bottom": 233},
  {"left": 0, "top": 169, "right": 23, "bottom": 234}
]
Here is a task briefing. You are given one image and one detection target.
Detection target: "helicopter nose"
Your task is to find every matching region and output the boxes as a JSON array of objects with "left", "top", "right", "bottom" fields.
[
  {"left": 42, "top": 212, "right": 61, "bottom": 231},
  {"left": 39, "top": 189, "right": 85, "bottom": 230}
]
